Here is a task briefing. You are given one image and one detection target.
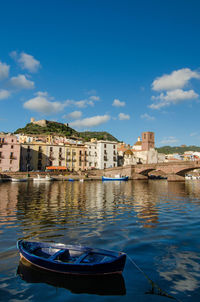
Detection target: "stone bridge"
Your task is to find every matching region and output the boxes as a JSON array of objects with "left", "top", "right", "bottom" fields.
[{"left": 99, "top": 161, "right": 200, "bottom": 180}]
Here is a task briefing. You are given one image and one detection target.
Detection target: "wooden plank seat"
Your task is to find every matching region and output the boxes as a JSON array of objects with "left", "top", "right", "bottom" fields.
[{"left": 50, "top": 249, "right": 70, "bottom": 261}]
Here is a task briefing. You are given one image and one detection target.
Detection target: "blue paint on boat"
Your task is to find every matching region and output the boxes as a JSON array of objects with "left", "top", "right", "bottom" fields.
[
  {"left": 17, "top": 240, "right": 126, "bottom": 275},
  {"left": 102, "top": 176, "right": 128, "bottom": 181}
]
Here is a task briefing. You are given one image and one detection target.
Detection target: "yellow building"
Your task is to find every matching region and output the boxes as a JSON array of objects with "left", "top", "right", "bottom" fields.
[{"left": 20, "top": 142, "right": 88, "bottom": 172}]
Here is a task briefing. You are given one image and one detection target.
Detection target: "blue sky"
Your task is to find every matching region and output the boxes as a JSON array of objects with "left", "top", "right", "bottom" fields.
[{"left": 0, "top": 0, "right": 200, "bottom": 147}]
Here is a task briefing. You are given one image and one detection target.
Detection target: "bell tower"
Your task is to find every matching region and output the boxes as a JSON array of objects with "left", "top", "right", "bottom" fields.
[{"left": 142, "top": 132, "right": 155, "bottom": 151}]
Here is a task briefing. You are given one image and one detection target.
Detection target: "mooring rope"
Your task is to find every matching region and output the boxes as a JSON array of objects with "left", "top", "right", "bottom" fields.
[{"left": 126, "top": 254, "right": 182, "bottom": 302}]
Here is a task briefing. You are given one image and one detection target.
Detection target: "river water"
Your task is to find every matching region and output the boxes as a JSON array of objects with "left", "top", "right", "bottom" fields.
[{"left": 0, "top": 179, "right": 200, "bottom": 302}]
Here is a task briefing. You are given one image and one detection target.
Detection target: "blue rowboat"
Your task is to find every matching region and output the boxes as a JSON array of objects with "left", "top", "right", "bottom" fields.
[
  {"left": 102, "top": 176, "right": 128, "bottom": 181},
  {"left": 17, "top": 240, "right": 126, "bottom": 275}
]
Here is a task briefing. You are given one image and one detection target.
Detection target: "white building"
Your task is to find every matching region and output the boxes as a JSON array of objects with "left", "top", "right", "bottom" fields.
[
  {"left": 124, "top": 132, "right": 165, "bottom": 166},
  {"left": 85, "top": 140, "right": 118, "bottom": 169}
]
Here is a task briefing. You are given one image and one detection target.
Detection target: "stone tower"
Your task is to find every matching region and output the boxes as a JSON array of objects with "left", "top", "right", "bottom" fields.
[{"left": 142, "top": 132, "right": 155, "bottom": 151}]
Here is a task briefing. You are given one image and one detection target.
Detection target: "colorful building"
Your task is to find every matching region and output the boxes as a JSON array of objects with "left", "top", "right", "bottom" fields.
[
  {"left": 0, "top": 134, "right": 20, "bottom": 172},
  {"left": 20, "top": 142, "right": 87, "bottom": 172}
]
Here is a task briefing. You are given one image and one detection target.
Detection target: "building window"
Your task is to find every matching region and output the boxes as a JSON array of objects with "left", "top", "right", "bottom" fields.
[
  {"left": 27, "top": 146, "right": 30, "bottom": 152},
  {"left": 59, "top": 161, "right": 62, "bottom": 166},
  {"left": 50, "top": 147, "right": 53, "bottom": 152},
  {"left": 104, "top": 144, "right": 106, "bottom": 148},
  {"left": 59, "top": 147, "right": 62, "bottom": 152},
  {"left": 113, "top": 145, "right": 116, "bottom": 149},
  {"left": 10, "top": 160, "right": 13, "bottom": 164},
  {"left": 39, "top": 146, "right": 42, "bottom": 152},
  {"left": 11, "top": 145, "right": 14, "bottom": 149},
  {"left": 104, "top": 163, "right": 106, "bottom": 169}
]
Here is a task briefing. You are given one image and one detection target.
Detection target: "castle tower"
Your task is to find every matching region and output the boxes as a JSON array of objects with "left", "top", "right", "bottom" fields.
[
  {"left": 30, "top": 117, "right": 35, "bottom": 123},
  {"left": 142, "top": 132, "right": 155, "bottom": 151}
]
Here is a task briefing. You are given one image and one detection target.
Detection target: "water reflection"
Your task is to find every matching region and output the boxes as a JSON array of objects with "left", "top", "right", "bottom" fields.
[
  {"left": 1, "top": 180, "right": 200, "bottom": 301},
  {"left": 17, "top": 257, "right": 126, "bottom": 296}
]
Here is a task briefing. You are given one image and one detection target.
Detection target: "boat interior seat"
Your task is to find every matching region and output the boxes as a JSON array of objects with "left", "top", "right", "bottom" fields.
[
  {"left": 33, "top": 248, "right": 51, "bottom": 259},
  {"left": 51, "top": 249, "right": 70, "bottom": 261}
]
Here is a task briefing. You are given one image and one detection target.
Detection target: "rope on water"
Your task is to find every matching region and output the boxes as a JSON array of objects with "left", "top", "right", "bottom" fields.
[{"left": 126, "top": 254, "right": 182, "bottom": 302}]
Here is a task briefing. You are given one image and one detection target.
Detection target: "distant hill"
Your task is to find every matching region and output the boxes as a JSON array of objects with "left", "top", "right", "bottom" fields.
[
  {"left": 14, "top": 121, "right": 119, "bottom": 142},
  {"left": 15, "top": 122, "right": 77, "bottom": 137},
  {"left": 79, "top": 131, "right": 118, "bottom": 142},
  {"left": 156, "top": 145, "right": 200, "bottom": 154}
]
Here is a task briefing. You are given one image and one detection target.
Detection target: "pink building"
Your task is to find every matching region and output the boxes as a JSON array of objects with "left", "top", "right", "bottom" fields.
[{"left": 0, "top": 135, "right": 20, "bottom": 172}]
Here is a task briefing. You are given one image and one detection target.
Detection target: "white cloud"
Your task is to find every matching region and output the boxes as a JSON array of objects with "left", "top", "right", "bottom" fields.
[
  {"left": 64, "top": 99, "right": 97, "bottom": 108},
  {"left": 190, "top": 132, "right": 198, "bottom": 137},
  {"left": 0, "top": 61, "right": 10, "bottom": 80},
  {"left": 159, "top": 136, "right": 179, "bottom": 145},
  {"left": 23, "top": 92, "right": 65, "bottom": 114},
  {"left": 69, "top": 115, "right": 110, "bottom": 128},
  {"left": 140, "top": 113, "right": 155, "bottom": 121},
  {"left": 112, "top": 99, "right": 125, "bottom": 107},
  {"left": 10, "top": 74, "right": 34, "bottom": 89},
  {"left": 89, "top": 95, "right": 100, "bottom": 101},
  {"left": 0, "top": 89, "right": 11, "bottom": 100},
  {"left": 150, "top": 89, "right": 198, "bottom": 109},
  {"left": 11, "top": 51, "right": 41, "bottom": 73},
  {"left": 63, "top": 111, "right": 82, "bottom": 120},
  {"left": 118, "top": 113, "right": 130, "bottom": 120},
  {"left": 75, "top": 100, "right": 88, "bottom": 108},
  {"left": 152, "top": 68, "right": 200, "bottom": 91},
  {"left": 86, "top": 89, "right": 97, "bottom": 95}
]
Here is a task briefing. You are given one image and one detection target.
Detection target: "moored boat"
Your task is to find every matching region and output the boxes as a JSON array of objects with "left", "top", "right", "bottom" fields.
[
  {"left": 33, "top": 175, "right": 53, "bottom": 182},
  {"left": 11, "top": 178, "right": 28, "bottom": 182},
  {"left": 17, "top": 240, "right": 126, "bottom": 275},
  {"left": 102, "top": 175, "right": 128, "bottom": 181}
]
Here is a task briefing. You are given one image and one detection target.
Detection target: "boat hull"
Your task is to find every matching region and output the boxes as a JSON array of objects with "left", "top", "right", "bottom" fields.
[
  {"left": 17, "top": 240, "right": 126, "bottom": 276},
  {"left": 102, "top": 176, "right": 128, "bottom": 181},
  {"left": 17, "top": 257, "right": 126, "bottom": 295},
  {"left": 11, "top": 178, "right": 28, "bottom": 182}
]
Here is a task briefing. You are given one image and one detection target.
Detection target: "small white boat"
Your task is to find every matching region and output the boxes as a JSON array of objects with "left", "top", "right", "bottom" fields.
[
  {"left": 11, "top": 178, "right": 28, "bottom": 182},
  {"left": 33, "top": 175, "right": 53, "bottom": 182},
  {"left": 79, "top": 179, "right": 84, "bottom": 182}
]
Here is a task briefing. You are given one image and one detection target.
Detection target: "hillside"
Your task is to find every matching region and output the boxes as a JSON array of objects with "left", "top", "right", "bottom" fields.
[
  {"left": 157, "top": 145, "right": 200, "bottom": 154},
  {"left": 15, "top": 122, "right": 78, "bottom": 137},
  {"left": 79, "top": 131, "right": 118, "bottom": 142},
  {"left": 15, "top": 121, "right": 119, "bottom": 142}
]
